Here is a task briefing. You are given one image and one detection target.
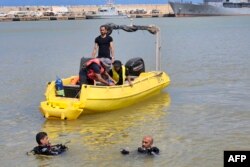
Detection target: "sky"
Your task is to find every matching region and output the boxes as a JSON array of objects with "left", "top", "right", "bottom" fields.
[{"left": 0, "top": 0, "right": 201, "bottom": 6}]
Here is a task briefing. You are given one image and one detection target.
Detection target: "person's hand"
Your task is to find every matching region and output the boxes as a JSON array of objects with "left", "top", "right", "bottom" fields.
[
  {"left": 121, "top": 148, "right": 130, "bottom": 155},
  {"left": 110, "top": 78, "right": 116, "bottom": 84},
  {"left": 108, "top": 82, "right": 115, "bottom": 86},
  {"left": 111, "top": 57, "right": 115, "bottom": 63}
]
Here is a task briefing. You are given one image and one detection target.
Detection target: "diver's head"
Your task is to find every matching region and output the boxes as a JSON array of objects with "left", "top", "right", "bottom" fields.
[
  {"left": 36, "top": 132, "right": 50, "bottom": 146},
  {"left": 142, "top": 136, "right": 153, "bottom": 149}
]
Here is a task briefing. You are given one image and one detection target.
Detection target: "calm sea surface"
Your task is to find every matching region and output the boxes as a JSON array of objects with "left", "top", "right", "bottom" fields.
[{"left": 0, "top": 16, "right": 250, "bottom": 167}]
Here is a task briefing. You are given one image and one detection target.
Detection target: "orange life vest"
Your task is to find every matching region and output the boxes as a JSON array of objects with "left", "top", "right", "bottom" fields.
[
  {"left": 70, "top": 76, "right": 79, "bottom": 85},
  {"left": 86, "top": 59, "right": 105, "bottom": 80}
]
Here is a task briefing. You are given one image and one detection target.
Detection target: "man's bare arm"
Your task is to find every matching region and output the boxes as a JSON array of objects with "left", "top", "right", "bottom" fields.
[
  {"left": 95, "top": 73, "right": 114, "bottom": 86},
  {"left": 92, "top": 43, "right": 98, "bottom": 58},
  {"left": 110, "top": 41, "right": 115, "bottom": 62}
]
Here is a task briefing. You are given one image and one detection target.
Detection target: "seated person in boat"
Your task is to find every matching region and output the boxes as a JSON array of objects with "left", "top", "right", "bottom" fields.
[
  {"left": 137, "top": 136, "right": 159, "bottom": 155},
  {"left": 31, "top": 132, "right": 68, "bottom": 156},
  {"left": 79, "top": 58, "right": 115, "bottom": 86},
  {"left": 109, "top": 60, "right": 133, "bottom": 86}
]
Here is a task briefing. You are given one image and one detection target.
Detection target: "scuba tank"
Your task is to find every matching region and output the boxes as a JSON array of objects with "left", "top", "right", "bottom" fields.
[{"left": 55, "top": 76, "right": 65, "bottom": 96}]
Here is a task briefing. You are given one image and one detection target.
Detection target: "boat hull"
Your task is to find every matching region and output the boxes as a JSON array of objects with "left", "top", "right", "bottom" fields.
[
  {"left": 40, "top": 100, "right": 83, "bottom": 120},
  {"left": 169, "top": 2, "right": 250, "bottom": 16},
  {"left": 81, "top": 72, "right": 169, "bottom": 112},
  {"left": 40, "top": 71, "right": 170, "bottom": 120}
]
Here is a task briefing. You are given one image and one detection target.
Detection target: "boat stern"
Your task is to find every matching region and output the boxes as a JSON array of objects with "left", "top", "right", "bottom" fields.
[{"left": 40, "top": 100, "right": 84, "bottom": 120}]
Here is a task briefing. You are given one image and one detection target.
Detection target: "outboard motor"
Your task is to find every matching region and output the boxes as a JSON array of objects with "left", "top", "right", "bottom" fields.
[{"left": 125, "top": 57, "right": 145, "bottom": 76}]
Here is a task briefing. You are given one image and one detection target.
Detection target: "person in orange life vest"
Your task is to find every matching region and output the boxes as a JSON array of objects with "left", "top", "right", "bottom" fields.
[
  {"left": 92, "top": 25, "right": 115, "bottom": 63},
  {"left": 109, "top": 60, "right": 133, "bottom": 86},
  {"left": 79, "top": 58, "right": 115, "bottom": 86}
]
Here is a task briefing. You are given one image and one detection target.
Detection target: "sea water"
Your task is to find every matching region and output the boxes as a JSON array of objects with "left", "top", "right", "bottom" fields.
[{"left": 0, "top": 16, "right": 250, "bottom": 166}]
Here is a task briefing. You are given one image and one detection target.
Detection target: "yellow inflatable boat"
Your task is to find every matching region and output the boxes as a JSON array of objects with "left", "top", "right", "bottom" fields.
[
  {"left": 39, "top": 24, "right": 171, "bottom": 120},
  {"left": 40, "top": 71, "right": 170, "bottom": 120}
]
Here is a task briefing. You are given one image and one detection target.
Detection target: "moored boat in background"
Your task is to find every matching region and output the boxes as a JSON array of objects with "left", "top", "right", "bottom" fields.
[
  {"left": 169, "top": 0, "right": 250, "bottom": 16},
  {"left": 85, "top": 0, "right": 128, "bottom": 19}
]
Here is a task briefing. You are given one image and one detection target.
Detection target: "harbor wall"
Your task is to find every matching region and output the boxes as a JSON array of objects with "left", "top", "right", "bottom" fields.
[
  {"left": 0, "top": 4, "right": 174, "bottom": 22},
  {"left": 0, "top": 4, "right": 173, "bottom": 13}
]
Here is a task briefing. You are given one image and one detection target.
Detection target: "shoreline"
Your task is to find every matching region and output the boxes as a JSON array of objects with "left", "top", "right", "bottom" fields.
[{"left": 0, "top": 4, "right": 174, "bottom": 22}]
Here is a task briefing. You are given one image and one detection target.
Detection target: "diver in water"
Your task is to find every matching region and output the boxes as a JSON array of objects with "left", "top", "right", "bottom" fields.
[
  {"left": 137, "top": 136, "right": 160, "bottom": 155},
  {"left": 29, "top": 132, "right": 68, "bottom": 156},
  {"left": 121, "top": 135, "right": 160, "bottom": 155}
]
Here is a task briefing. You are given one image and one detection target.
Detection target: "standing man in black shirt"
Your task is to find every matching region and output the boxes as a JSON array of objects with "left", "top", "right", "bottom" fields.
[{"left": 92, "top": 25, "right": 115, "bottom": 62}]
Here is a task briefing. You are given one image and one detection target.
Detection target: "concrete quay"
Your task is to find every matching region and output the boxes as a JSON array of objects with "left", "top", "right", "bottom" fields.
[
  {"left": 0, "top": 4, "right": 174, "bottom": 22},
  {"left": 0, "top": 16, "right": 86, "bottom": 22}
]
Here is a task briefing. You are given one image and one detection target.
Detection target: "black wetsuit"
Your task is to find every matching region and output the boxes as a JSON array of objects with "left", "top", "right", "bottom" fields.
[
  {"left": 32, "top": 144, "right": 67, "bottom": 156},
  {"left": 137, "top": 147, "right": 160, "bottom": 155}
]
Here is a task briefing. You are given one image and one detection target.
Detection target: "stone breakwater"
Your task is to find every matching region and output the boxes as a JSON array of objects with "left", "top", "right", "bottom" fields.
[{"left": 0, "top": 4, "right": 174, "bottom": 22}]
